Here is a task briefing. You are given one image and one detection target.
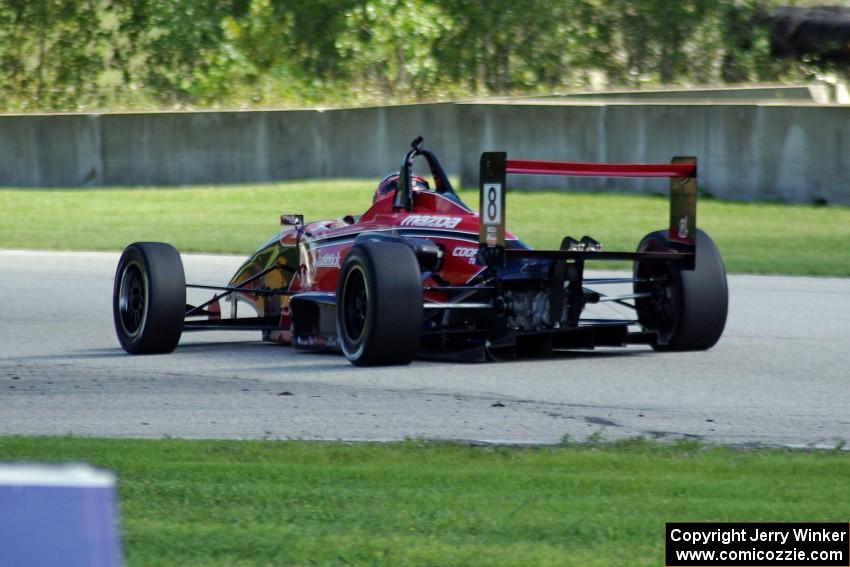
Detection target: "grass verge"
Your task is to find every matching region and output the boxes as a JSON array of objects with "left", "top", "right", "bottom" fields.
[
  {"left": 1, "top": 181, "right": 849, "bottom": 275},
  {"left": 1, "top": 437, "right": 848, "bottom": 566}
]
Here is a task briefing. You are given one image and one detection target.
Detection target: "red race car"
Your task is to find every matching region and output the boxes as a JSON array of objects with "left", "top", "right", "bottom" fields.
[{"left": 113, "top": 137, "right": 727, "bottom": 365}]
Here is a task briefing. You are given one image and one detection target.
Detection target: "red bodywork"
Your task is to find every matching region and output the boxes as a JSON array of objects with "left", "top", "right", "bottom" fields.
[
  {"left": 185, "top": 143, "right": 699, "bottom": 359},
  {"left": 226, "top": 189, "right": 517, "bottom": 344},
  {"left": 128, "top": 138, "right": 718, "bottom": 363}
]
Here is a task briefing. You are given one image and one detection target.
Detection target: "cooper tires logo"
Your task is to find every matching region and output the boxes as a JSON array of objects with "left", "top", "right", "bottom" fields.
[{"left": 452, "top": 246, "right": 478, "bottom": 264}]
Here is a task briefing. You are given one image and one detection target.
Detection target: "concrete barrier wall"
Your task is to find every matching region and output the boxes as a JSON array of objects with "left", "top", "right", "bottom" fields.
[
  {"left": 456, "top": 103, "right": 850, "bottom": 204},
  {"left": 1, "top": 102, "right": 848, "bottom": 204}
]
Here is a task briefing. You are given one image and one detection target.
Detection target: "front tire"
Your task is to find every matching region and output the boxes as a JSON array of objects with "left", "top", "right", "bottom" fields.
[
  {"left": 633, "top": 229, "right": 728, "bottom": 351},
  {"left": 113, "top": 242, "right": 185, "bottom": 354},
  {"left": 336, "top": 241, "right": 423, "bottom": 366}
]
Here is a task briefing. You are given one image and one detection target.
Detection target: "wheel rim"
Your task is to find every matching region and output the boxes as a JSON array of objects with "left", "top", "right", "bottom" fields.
[
  {"left": 118, "top": 260, "right": 148, "bottom": 339},
  {"left": 341, "top": 265, "right": 368, "bottom": 344},
  {"left": 635, "top": 261, "right": 676, "bottom": 338}
]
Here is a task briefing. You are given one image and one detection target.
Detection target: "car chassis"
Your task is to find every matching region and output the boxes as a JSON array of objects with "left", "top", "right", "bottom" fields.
[{"left": 114, "top": 137, "right": 728, "bottom": 365}]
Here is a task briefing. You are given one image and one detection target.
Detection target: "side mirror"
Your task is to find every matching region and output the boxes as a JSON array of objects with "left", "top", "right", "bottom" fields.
[{"left": 281, "top": 214, "right": 304, "bottom": 226}]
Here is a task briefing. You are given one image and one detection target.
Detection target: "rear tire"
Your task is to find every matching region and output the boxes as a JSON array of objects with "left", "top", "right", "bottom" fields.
[
  {"left": 113, "top": 242, "right": 185, "bottom": 354},
  {"left": 336, "top": 241, "right": 423, "bottom": 366},
  {"left": 633, "top": 229, "right": 728, "bottom": 351}
]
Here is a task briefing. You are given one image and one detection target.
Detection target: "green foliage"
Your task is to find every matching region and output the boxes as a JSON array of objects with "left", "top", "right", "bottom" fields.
[
  {"left": 119, "top": 0, "right": 237, "bottom": 105},
  {"left": 0, "top": 0, "right": 823, "bottom": 110},
  {"left": 0, "top": 0, "right": 106, "bottom": 111},
  {"left": 1, "top": 437, "right": 848, "bottom": 566},
  {"left": 336, "top": 0, "right": 452, "bottom": 98}
]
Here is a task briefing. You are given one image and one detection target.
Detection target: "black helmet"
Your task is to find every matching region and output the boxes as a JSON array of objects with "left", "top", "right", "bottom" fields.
[{"left": 373, "top": 173, "right": 430, "bottom": 203}]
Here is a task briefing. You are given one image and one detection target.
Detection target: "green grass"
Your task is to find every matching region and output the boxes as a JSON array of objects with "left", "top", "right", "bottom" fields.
[
  {"left": 1, "top": 437, "right": 848, "bottom": 566},
  {"left": 1, "top": 181, "right": 849, "bottom": 275}
]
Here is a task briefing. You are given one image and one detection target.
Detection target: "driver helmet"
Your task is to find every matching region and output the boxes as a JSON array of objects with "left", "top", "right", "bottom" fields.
[{"left": 373, "top": 173, "right": 430, "bottom": 203}]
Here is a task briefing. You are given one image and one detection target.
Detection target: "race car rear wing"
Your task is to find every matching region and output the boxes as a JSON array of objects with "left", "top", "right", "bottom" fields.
[{"left": 479, "top": 152, "right": 697, "bottom": 268}]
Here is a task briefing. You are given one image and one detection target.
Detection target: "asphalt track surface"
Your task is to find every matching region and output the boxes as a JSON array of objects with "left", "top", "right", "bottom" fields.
[{"left": 1, "top": 250, "right": 848, "bottom": 448}]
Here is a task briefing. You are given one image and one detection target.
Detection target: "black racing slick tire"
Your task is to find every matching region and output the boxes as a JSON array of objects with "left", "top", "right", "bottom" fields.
[
  {"left": 336, "top": 241, "right": 423, "bottom": 366},
  {"left": 633, "top": 229, "right": 728, "bottom": 351},
  {"left": 113, "top": 242, "right": 186, "bottom": 354}
]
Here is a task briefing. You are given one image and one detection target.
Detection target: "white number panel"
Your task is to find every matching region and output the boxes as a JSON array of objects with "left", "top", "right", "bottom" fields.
[{"left": 482, "top": 183, "right": 502, "bottom": 226}]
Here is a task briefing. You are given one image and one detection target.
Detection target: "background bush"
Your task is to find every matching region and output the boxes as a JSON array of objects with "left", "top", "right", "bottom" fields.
[{"left": 0, "top": 0, "right": 820, "bottom": 112}]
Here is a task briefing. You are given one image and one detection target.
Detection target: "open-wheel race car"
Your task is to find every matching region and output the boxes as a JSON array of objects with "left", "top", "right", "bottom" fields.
[{"left": 113, "top": 137, "right": 728, "bottom": 366}]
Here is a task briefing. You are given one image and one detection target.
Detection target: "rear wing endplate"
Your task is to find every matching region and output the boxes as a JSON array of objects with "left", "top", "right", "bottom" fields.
[{"left": 479, "top": 153, "right": 697, "bottom": 267}]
